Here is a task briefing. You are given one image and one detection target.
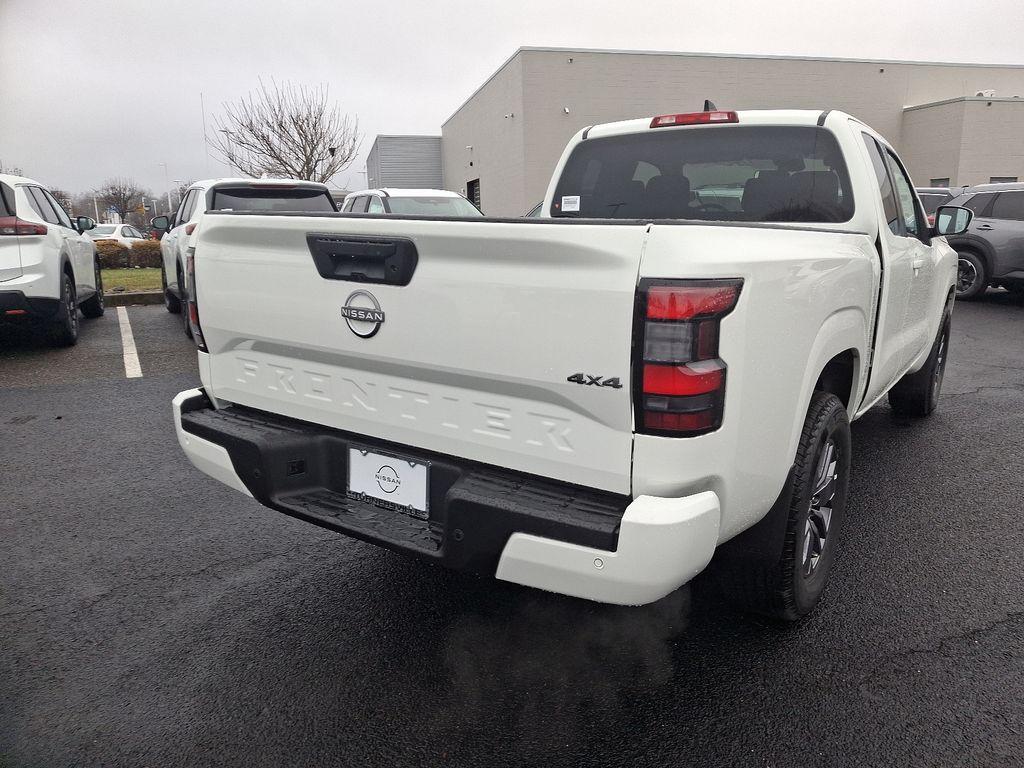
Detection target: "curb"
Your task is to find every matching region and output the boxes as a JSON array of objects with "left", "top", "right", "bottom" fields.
[{"left": 104, "top": 291, "right": 165, "bottom": 307}]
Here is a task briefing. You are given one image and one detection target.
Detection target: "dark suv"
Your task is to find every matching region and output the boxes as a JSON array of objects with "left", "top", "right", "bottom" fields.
[{"left": 946, "top": 183, "right": 1024, "bottom": 299}]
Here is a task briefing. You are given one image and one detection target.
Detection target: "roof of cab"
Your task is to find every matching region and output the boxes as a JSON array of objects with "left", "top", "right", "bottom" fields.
[
  {"left": 344, "top": 188, "right": 464, "bottom": 200},
  {"left": 0, "top": 173, "right": 42, "bottom": 186},
  {"left": 581, "top": 109, "right": 844, "bottom": 142},
  {"left": 187, "top": 177, "right": 330, "bottom": 190}
]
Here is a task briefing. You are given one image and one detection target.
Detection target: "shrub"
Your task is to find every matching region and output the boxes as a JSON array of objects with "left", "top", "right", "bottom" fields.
[
  {"left": 93, "top": 238, "right": 162, "bottom": 269},
  {"left": 94, "top": 240, "right": 130, "bottom": 269},
  {"left": 129, "top": 239, "right": 162, "bottom": 268}
]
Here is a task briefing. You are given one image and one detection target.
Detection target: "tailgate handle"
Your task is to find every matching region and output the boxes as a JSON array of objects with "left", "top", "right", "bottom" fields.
[{"left": 306, "top": 234, "right": 418, "bottom": 286}]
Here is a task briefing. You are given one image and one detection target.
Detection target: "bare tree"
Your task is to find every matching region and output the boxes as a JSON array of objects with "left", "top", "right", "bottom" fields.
[
  {"left": 95, "top": 178, "right": 149, "bottom": 225},
  {"left": 211, "top": 80, "right": 360, "bottom": 183}
]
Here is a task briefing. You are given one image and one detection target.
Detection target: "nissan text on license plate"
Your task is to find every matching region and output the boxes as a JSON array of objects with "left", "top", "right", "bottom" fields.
[{"left": 347, "top": 447, "right": 429, "bottom": 519}]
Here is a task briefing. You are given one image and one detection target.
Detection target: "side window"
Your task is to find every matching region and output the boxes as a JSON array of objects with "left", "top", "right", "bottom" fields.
[
  {"left": 884, "top": 149, "right": 922, "bottom": 237},
  {"left": 173, "top": 191, "right": 193, "bottom": 228},
  {"left": 342, "top": 198, "right": 353, "bottom": 212},
  {"left": 42, "top": 189, "right": 74, "bottom": 228},
  {"left": 352, "top": 196, "right": 369, "bottom": 213},
  {"left": 177, "top": 190, "right": 200, "bottom": 227},
  {"left": 988, "top": 192, "right": 1024, "bottom": 221},
  {"left": 184, "top": 189, "right": 201, "bottom": 221},
  {"left": 860, "top": 134, "right": 899, "bottom": 235},
  {"left": 26, "top": 188, "right": 60, "bottom": 225},
  {"left": 367, "top": 195, "right": 385, "bottom": 214},
  {"left": 963, "top": 194, "right": 994, "bottom": 216}
]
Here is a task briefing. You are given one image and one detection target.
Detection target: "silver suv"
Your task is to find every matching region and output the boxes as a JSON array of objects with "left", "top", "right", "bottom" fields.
[{"left": 946, "top": 182, "right": 1024, "bottom": 299}]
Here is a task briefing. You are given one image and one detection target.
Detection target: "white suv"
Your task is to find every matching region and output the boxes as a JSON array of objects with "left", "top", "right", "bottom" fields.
[
  {"left": 0, "top": 174, "right": 104, "bottom": 345},
  {"left": 151, "top": 178, "right": 336, "bottom": 335},
  {"left": 341, "top": 188, "right": 482, "bottom": 217}
]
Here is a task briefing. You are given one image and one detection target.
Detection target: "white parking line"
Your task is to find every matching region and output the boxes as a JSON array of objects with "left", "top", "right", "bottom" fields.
[{"left": 116, "top": 306, "right": 143, "bottom": 378}]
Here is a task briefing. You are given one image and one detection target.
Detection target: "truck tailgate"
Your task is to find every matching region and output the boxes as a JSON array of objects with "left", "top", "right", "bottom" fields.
[{"left": 194, "top": 214, "right": 650, "bottom": 494}]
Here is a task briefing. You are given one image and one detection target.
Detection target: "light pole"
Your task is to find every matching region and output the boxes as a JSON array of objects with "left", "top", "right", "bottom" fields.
[{"left": 159, "top": 162, "right": 171, "bottom": 212}]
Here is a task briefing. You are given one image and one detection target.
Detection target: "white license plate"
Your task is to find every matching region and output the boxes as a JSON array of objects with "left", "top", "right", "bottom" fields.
[{"left": 348, "top": 447, "right": 429, "bottom": 516}]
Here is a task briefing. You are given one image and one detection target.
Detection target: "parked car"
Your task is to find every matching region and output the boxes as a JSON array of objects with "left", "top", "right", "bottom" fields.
[
  {"left": 88, "top": 223, "right": 147, "bottom": 249},
  {"left": 944, "top": 182, "right": 1024, "bottom": 298},
  {"left": 915, "top": 187, "right": 958, "bottom": 227},
  {"left": 0, "top": 174, "right": 104, "bottom": 345},
  {"left": 172, "top": 108, "right": 969, "bottom": 620},
  {"left": 151, "top": 178, "right": 337, "bottom": 335},
  {"left": 341, "top": 188, "right": 482, "bottom": 217}
]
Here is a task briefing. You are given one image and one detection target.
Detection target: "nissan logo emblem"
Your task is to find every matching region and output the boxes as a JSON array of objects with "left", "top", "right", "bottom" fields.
[{"left": 340, "top": 290, "right": 385, "bottom": 338}]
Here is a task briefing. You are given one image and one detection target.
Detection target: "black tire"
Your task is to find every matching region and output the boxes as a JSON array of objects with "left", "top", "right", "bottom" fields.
[
  {"left": 163, "top": 265, "right": 181, "bottom": 314},
  {"left": 50, "top": 272, "right": 79, "bottom": 347},
  {"left": 888, "top": 313, "right": 950, "bottom": 418},
  {"left": 178, "top": 266, "right": 192, "bottom": 339},
  {"left": 703, "top": 391, "right": 851, "bottom": 621},
  {"left": 81, "top": 262, "right": 105, "bottom": 318},
  {"left": 955, "top": 250, "right": 987, "bottom": 300}
]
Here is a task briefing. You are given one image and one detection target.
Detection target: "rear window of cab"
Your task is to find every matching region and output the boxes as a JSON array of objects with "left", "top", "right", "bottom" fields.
[
  {"left": 551, "top": 125, "right": 854, "bottom": 223},
  {"left": 210, "top": 187, "right": 337, "bottom": 213}
]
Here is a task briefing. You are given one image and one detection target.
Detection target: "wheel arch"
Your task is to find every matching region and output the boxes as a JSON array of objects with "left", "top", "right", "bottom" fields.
[
  {"left": 814, "top": 349, "right": 859, "bottom": 411},
  {"left": 949, "top": 236, "right": 995, "bottom": 279}
]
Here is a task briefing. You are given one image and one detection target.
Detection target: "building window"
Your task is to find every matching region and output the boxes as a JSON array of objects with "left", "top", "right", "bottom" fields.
[
  {"left": 929, "top": 177, "right": 950, "bottom": 187},
  {"left": 990, "top": 176, "right": 1018, "bottom": 184},
  {"left": 466, "top": 179, "right": 481, "bottom": 210}
]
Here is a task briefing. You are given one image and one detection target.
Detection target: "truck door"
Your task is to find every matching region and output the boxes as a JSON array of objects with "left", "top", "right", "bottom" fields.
[
  {"left": 883, "top": 146, "right": 936, "bottom": 366},
  {"left": 858, "top": 133, "right": 916, "bottom": 404}
]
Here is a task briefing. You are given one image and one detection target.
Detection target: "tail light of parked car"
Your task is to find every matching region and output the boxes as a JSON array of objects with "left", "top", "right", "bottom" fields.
[
  {"left": 634, "top": 279, "right": 742, "bottom": 436},
  {"left": 0, "top": 217, "right": 47, "bottom": 235},
  {"left": 185, "top": 248, "right": 208, "bottom": 352}
]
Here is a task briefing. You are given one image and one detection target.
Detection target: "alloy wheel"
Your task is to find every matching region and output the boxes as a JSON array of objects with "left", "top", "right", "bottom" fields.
[
  {"left": 957, "top": 258, "right": 978, "bottom": 294},
  {"left": 66, "top": 277, "right": 78, "bottom": 334},
  {"left": 802, "top": 438, "right": 838, "bottom": 577},
  {"left": 932, "top": 326, "right": 948, "bottom": 400}
]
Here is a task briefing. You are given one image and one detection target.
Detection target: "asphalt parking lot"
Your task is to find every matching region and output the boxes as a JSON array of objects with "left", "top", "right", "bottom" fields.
[{"left": 1, "top": 295, "right": 1022, "bottom": 767}]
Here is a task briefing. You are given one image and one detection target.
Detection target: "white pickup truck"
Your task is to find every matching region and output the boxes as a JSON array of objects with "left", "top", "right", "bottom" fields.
[{"left": 172, "top": 109, "right": 972, "bottom": 619}]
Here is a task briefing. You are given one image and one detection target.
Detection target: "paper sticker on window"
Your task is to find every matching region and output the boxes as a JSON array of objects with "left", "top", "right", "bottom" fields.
[{"left": 561, "top": 195, "right": 581, "bottom": 212}]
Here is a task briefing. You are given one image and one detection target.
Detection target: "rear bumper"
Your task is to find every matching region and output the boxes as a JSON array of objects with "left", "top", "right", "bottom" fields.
[
  {"left": 172, "top": 388, "right": 720, "bottom": 605},
  {"left": 0, "top": 290, "right": 60, "bottom": 321}
]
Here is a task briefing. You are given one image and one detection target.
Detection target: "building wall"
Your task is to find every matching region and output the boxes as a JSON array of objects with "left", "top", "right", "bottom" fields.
[
  {"left": 444, "top": 47, "right": 1024, "bottom": 215},
  {"left": 957, "top": 100, "right": 1024, "bottom": 186},
  {"left": 366, "top": 136, "right": 443, "bottom": 189},
  {"left": 441, "top": 54, "right": 525, "bottom": 215},
  {"left": 899, "top": 100, "right": 966, "bottom": 186}
]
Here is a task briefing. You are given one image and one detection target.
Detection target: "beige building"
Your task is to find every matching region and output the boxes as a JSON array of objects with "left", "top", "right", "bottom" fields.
[{"left": 440, "top": 47, "right": 1024, "bottom": 216}]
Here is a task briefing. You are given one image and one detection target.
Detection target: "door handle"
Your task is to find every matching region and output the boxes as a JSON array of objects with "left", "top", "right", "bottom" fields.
[{"left": 977, "top": 224, "right": 994, "bottom": 231}]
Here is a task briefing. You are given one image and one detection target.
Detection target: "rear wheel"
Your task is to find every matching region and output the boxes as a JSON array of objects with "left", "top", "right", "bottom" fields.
[
  {"left": 50, "top": 272, "right": 79, "bottom": 347},
  {"left": 81, "top": 262, "right": 105, "bottom": 318},
  {"left": 888, "top": 314, "right": 950, "bottom": 418},
  {"left": 704, "top": 391, "right": 851, "bottom": 620},
  {"left": 163, "top": 265, "right": 181, "bottom": 313},
  {"left": 955, "top": 250, "right": 987, "bottom": 299}
]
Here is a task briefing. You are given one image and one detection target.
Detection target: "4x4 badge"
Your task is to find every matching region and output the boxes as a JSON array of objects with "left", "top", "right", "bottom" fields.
[{"left": 340, "top": 290, "right": 385, "bottom": 338}]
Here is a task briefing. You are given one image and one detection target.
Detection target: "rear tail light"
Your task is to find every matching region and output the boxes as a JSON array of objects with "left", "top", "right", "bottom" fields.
[
  {"left": 650, "top": 111, "right": 738, "bottom": 128},
  {"left": 0, "top": 216, "right": 47, "bottom": 235},
  {"left": 185, "top": 248, "right": 207, "bottom": 352},
  {"left": 635, "top": 279, "right": 742, "bottom": 436}
]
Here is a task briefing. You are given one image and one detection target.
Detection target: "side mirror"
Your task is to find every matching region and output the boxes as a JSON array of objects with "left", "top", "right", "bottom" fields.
[
  {"left": 151, "top": 215, "right": 170, "bottom": 233},
  {"left": 933, "top": 205, "right": 973, "bottom": 237},
  {"left": 76, "top": 216, "right": 96, "bottom": 234}
]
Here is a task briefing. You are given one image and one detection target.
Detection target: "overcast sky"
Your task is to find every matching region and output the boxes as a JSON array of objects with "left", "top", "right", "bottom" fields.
[{"left": 2, "top": 0, "right": 1023, "bottom": 199}]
